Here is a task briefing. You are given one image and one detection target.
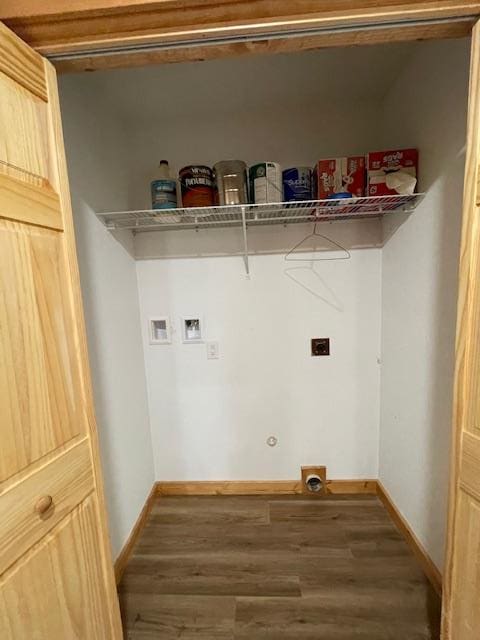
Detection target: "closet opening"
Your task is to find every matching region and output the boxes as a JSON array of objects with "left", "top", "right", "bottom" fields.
[{"left": 58, "top": 35, "right": 470, "bottom": 638}]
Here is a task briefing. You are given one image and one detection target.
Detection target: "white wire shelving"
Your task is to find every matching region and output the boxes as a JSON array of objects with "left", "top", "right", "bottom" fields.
[
  {"left": 98, "top": 193, "right": 424, "bottom": 232},
  {"left": 97, "top": 193, "right": 424, "bottom": 276}
]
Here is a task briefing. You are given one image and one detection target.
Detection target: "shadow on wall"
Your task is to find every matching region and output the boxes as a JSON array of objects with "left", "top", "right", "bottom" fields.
[
  {"left": 284, "top": 264, "right": 345, "bottom": 310},
  {"left": 424, "top": 144, "right": 466, "bottom": 563},
  {"left": 378, "top": 36, "right": 470, "bottom": 572},
  {"left": 131, "top": 216, "right": 412, "bottom": 262},
  {"left": 111, "top": 228, "right": 136, "bottom": 258},
  {"left": 69, "top": 196, "right": 137, "bottom": 532},
  {"left": 69, "top": 189, "right": 156, "bottom": 555}
]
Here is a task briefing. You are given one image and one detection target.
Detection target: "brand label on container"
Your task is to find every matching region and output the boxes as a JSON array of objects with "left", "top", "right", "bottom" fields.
[
  {"left": 314, "top": 157, "right": 365, "bottom": 199},
  {"left": 282, "top": 167, "right": 312, "bottom": 201},
  {"left": 249, "top": 162, "right": 282, "bottom": 204},
  {"left": 179, "top": 166, "right": 214, "bottom": 207},
  {"left": 151, "top": 179, "right": 177, "bottom": 209},
  {"left": 367, "top": 149, "right": 418, "bottom": 196}
]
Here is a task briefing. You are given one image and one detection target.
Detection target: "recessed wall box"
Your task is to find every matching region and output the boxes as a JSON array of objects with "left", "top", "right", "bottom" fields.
[
  {"left": 149, "top": 317, "right": 171, "bottom": 344},
  {"left": 181, "top": 316, "right": 204, "bottom": 343},
  {"left": 311, "top": 338, "right": 330, "bottom": 356}
]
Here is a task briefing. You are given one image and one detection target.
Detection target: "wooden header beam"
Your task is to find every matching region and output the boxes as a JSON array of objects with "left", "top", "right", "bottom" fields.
[{"left": 2, "top": 0, "right": 479, "bottom": 72}]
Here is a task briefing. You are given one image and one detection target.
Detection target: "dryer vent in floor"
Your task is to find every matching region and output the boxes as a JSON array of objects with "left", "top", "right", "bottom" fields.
[{"left": 118, "top": 495, "right": 441, "bottom": 639}]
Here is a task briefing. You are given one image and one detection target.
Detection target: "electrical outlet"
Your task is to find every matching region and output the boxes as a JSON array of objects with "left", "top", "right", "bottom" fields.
[
  {"left": 206, "top": 341, "right": 219, "bottom": 359},
  {"left": 311, "top": 338, "right": 330, "bottom": 356}
]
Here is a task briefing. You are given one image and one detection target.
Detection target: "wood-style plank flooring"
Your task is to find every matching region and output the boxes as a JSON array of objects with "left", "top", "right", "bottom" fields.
[{"left": 118, "top": 495, "right": 441, "bottom": 639}]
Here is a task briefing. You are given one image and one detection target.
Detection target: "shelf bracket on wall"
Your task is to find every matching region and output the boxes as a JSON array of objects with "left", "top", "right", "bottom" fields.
[
  {"left": 241, "top": 205, "right": 250, "bottom": 277},
  {"left": 96, "top": 194, "right": 426, "bottom": 275}
]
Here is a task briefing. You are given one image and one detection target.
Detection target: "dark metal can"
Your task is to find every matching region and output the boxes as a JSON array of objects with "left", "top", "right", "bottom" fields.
[{"left": 179, "top": 165, "right": 215, "bottom": 207}]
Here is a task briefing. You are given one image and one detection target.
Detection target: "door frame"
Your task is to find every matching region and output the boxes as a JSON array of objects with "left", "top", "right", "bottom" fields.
[
  {"left": 440, "top": 18, "right": 480, "bottom": 638},
  {"left": 2, "top": 3, "right": 478, "bottom": 637},
  {"left": 0, "top": 1, "right": 479, "bottom": 72}
]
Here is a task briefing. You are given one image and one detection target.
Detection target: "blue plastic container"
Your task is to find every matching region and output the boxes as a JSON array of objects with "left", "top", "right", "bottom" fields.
[
  {"left": 282, "top": 167, "right": 312, "bottom": 201},
  {"left": 151, "top": 179, "right": 177, "bottom": 210}
]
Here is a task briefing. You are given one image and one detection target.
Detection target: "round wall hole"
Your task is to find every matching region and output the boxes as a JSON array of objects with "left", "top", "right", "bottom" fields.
[{"left": 305, "top": 474, "right": 323, "bottom": 492}]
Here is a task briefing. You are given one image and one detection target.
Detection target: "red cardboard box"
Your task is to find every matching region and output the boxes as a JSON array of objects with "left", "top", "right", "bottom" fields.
[
  {"left": 367, "top": 148, "right": 418, "bottom": 196},
  {"left": 314, "top": 157, "right": 365, "bottom": 199}
]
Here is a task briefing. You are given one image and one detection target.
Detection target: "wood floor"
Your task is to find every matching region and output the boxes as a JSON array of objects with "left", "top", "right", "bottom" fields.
[{"left": 118, "top": 494, "right": 441, "bottom": 639}]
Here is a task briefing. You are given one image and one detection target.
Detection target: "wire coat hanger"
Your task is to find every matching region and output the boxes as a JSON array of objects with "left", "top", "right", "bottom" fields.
[{"left": 284, "top": 222, "right": 351, "bottom": 261}]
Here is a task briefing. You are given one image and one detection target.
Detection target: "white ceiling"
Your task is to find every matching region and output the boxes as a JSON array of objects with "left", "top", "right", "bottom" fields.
[{"left": 60, "top": 40, "right": 450, "bottom": 122}]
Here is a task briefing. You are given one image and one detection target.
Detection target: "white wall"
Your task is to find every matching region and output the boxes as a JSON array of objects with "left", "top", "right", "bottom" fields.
[
  {"left": 137, "top": 251, "right": 382, "bottom": 480},
  {"left": 127, "top": 100, "right": 383, "bottom": 212},
  {"left": 379, "top": 38, "right": 470, "bottom": 570},
  {"left": 58, "top": 38, "right": 470, "bottom": 571},
  {"left": 126, "top": 50, "right": 386, "bottom": 482},
  {"left": 130, "top": 97, "right": 386, "bottom": 266},
  {"left": 59, "top": 77, "right": 155, "bottom": 558}
]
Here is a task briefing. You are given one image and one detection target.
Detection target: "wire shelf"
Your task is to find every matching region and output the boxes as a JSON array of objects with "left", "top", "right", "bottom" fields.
[{"left": 97, "top": 193, "right": 425, "bottom": 232}]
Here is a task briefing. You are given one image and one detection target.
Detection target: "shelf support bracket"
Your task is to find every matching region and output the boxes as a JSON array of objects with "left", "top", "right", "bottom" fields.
[{"left": 241, "top": 205, "right": 250, "bottom": 277}]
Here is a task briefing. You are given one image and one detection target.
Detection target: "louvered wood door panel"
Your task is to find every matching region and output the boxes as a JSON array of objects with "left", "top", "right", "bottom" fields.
[{"left": 0, "top": 21, "right": 122, "bottom": 639}]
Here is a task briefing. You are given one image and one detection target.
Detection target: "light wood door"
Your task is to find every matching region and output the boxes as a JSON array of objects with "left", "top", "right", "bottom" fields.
[
  {"left": 0, "top": 22, "right": 122, "bottom": 639},
  {"left": 442, "top": 19, "right": 480, "bottom": 640}
]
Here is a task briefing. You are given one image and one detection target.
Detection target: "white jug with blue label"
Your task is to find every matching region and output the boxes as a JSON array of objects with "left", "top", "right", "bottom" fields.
[{"left": 151, "top": 160, "right": 177, "bottom": 210}]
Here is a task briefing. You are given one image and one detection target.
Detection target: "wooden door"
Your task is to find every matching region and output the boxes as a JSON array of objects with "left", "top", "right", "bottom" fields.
[
  {"left": 0, "top": 22, "right": 122, "bottom": 639},
  {"left": 442, "top": 19, "right": 480, "bottom": 640}
]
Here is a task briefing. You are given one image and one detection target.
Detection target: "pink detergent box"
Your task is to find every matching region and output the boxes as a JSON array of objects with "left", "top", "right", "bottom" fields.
[
  {"left": 367, "top": 149, "right": 418, "bottom": 196},
  {"left": 314, "top": 157, "right": 365, "bottom": 199}
]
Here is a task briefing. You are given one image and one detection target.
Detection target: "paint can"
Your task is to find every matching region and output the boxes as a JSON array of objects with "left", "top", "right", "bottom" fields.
[
  {"left": 179, "top": 165, "right": 215, "bottom": 208},
  {"left": 249, "top": 162, "right": 283, "bottom": 204},
  {"left": 214, "top": 160, "right": 248, "bottom": 205},
  {"left": 282, "top": 167, "right": 312, "bottom": 201}
]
